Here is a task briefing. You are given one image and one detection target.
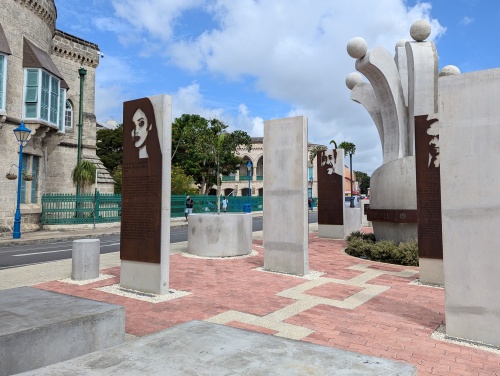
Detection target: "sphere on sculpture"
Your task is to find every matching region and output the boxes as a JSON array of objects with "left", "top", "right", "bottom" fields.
[
  {"left": 410, "top": 20, "right": 431, "bottom": 42},
  {"left": 345, "top": 72, "right": 364, "bottom": 90},
  {"left": 439, "top": 65, "right": 461, "bottom": 77},
  {"left": 395, "top": 39, "right": 407, "bottom": 51},
  {"left": 347, "top": 37, "right": 368, "bottom": 59}
]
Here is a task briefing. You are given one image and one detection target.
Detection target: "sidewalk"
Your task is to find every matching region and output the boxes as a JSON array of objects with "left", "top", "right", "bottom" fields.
[
  {"left": 1, "top": 222, "right": 499, "bottom": 375},
  {"left": 0, "top": 211, "right": 265, "bottom": 247}
]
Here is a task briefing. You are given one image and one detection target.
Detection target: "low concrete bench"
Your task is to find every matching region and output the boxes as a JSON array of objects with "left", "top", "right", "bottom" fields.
[
  {"left": 0, "top": 287, "right": 125, "bottom": 376},
  {"left": 72, "top": 238, "right": 100, "bottom": 280},
  {"left": 23, "top": 321, "right": 417, "bottom": 375}
]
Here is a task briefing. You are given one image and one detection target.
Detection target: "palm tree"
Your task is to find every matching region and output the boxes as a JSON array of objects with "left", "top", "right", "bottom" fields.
[
  {"left": 338, "top": 141, "right": 356, "bottom": 207},
  {"left": 72, "top": 160, "right": 96, "bottom": 195}
]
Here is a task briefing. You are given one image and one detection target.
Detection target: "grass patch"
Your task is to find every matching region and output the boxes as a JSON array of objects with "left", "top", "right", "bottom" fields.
[{"left": 345, "top": 231, "right": 418, "bottom": 266}]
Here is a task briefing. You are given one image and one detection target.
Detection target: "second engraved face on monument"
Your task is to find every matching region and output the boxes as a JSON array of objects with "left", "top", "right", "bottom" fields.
[
  {"left": 131, "top": 108, "right": 152, "bottom": 159},
  {"left": 427, "top": 119, "right": 440, "bottom": 168},
  {"left": 320, "top": 149, "right": 338, "bottom": 175}
]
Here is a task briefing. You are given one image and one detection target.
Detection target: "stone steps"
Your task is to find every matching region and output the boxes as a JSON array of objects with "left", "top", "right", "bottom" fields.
[
  {"left": 21, "top": 321, "right": 416, "bottom": 375},
  {"left": 0, "top": 287, "right": 124, "bottom": 375}
]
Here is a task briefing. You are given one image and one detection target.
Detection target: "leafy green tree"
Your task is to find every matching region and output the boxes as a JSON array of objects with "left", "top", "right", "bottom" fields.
[
  {"left": 172, "top": 115, "right": 252, "bottom": 194},
  {"left": 112, "top": 166, "right": 122, "bottom": 194},
  {"left": 171, "top": 164, "right": 198, "bottom": 195},
  {"left": 96, "top": 125, "right": 123, "bottom": 174},
  {"left": 354, "top": 170, "right": 370, "bottom": 195}
]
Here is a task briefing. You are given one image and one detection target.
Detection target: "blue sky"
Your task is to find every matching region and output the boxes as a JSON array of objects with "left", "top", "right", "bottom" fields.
[{"left": 54, "top": 0, "right": 500, "bottom": 175}]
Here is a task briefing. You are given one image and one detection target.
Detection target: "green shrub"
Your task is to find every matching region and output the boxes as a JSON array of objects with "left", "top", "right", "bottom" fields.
[
  {"left": 345, "top": 237, "right": 372, "bottom": 259},
  {"left": 370, "top": 240, "right": 399, "bottom": 263},
  {"left": 346, "top": 231, "right": 376, "bottom": 243},
  {"left": 345, "top": 231, "right": 419, "bottom": 266},
  {"left": 395, "top": 238, "right": 419, "bottom": 266}
]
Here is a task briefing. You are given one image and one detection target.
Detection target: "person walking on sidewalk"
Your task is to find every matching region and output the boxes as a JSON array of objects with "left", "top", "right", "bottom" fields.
[
  {"left": 221, "top": 196, "right": 228, "bottom": 213},
  {"left": 185, "top": 195, "right": 194, "bottom": 221}
]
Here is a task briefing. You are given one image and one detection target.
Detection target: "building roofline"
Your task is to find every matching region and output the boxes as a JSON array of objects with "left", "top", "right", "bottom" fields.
[{"left": 55, "top": 29, "right": 100, "bottom": 51}]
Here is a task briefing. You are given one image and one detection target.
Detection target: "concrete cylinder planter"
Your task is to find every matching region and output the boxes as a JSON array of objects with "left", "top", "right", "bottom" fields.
[{"left": 187, "top": 213, "right": 252, "bottom": 257}]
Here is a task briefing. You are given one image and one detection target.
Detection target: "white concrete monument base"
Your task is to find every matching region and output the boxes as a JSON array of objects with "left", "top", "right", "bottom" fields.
[
  {"left": 187, "top": 213, "right": 252, "bottom": 257},
  {"left": 419, "top": 258, "right": 443, "bottom": 286},
  {"left": 370, "top": 157, "right": 417, "bottom": 243},
  {"left": 318, "top": 209, "right": 361, "bottom": 239},
  {"left": 120, "top": 260, "right": 169, "bottom": 295},
  {"left": 318, "top": 225, "right": 344, "bottom": 239}
]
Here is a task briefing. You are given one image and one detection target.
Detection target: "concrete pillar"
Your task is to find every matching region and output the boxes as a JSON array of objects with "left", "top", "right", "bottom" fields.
[
  {"left": 440, "top": 68, "right": 500, "bottom": 347},
  {"left": 263, "top": 116, "right": 308, "bottom": 276},
  {"left": 72, "top": 239, "right": 100, "bottom": 280}
]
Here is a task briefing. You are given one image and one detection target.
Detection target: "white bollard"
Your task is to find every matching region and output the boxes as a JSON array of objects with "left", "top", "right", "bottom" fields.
[{"left": 72, "top": 239, "right": 100, "bottom": 280}]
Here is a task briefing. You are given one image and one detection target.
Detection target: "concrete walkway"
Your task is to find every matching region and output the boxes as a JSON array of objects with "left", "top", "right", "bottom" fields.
[{"left": 1, "top": 223, "right": 499, "bottom": 375}]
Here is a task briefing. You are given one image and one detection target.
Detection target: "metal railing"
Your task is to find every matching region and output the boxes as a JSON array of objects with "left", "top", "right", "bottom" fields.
[
  {"left": 41, "top": 193, "right": 264, "bottom": 224},
  {"left": 41, "top": 192, "right": 121, "bottom": 225}
]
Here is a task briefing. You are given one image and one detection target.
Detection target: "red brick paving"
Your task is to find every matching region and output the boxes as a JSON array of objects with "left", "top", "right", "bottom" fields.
[{"left": 35, "top": 233, "right": 500, "bottom": 376}]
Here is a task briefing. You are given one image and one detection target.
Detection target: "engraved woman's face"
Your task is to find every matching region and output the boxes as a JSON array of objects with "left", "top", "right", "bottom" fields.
[{"left": 131, "top": 108, "right": 151, "bottom": 148}]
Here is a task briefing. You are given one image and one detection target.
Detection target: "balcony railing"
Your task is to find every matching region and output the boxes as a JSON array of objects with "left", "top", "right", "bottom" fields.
[{"left": 221, "top": 175, "right": 236, "bottom": 182}]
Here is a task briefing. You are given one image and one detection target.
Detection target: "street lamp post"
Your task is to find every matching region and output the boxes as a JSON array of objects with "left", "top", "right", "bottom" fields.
[
  {"left": 12, "top": 122, "right": 31, "bottom": 239},
  {"left": 76, "top": 66, "right": 87, "bottom": 196},
  {"left": 243, "top": 160, "right": 252, "bottom": 213}
]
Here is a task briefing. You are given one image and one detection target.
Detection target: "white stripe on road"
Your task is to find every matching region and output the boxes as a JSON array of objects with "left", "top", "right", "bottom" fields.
[
  {"left": 12, "top": 243, "right": 120, "bottom": 257},
  {"left": 13, "top": 249, "right": 72, "bottom": 256}
]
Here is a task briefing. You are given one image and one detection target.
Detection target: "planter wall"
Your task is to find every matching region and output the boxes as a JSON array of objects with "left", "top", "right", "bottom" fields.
[{"left": 187, "top": 213, "right": 252, "bottom": 257}]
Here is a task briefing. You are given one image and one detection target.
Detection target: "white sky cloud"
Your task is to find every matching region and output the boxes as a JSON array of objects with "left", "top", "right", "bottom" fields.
[
  {"left": 93, "top": 0, "right": 446, "bottom": 174},
  {"left": 460, "top": 16, "right": 475, "bottom": 25}
]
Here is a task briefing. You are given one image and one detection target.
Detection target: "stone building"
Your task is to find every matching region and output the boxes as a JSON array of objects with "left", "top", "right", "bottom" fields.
[{"left": 0, "top": 0, "right": 113, "bottom": 233}]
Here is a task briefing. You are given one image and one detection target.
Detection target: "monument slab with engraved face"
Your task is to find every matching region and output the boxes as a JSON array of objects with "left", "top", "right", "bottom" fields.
[{"left": 120, "top": 95, "right": 172, "bottom": 295}]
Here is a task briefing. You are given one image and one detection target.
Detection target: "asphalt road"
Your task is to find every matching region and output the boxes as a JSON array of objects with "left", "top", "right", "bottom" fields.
[{"left": 0, "top": 213, "right": 317, "bottom": 270}]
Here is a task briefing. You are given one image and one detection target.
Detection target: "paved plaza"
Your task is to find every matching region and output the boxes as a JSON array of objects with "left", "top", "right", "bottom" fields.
[{"left": 2, "top": 224, "right": 497, "bottom": 376}]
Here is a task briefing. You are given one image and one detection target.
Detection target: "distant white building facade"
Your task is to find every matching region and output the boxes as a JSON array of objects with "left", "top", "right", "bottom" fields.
[{"left": 218, "top": 137, "right": 323, "bottom": 199}]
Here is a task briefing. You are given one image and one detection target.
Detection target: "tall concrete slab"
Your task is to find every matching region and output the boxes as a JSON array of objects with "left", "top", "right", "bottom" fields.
[
  {"left": 120, "top": 95, "right": 172, "bottom": 295},
  {"left": 263, "top": 116, "right": 308, "bottom": 276},
  {"left": 440, "top": 68, "right": 500, "bottom": 346}
]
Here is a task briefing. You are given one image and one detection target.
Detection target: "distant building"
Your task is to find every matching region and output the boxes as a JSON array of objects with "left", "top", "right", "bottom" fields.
[
  {"left": 0, "top": 0, "right": 113, "bottom": 232},
  {"left": 97, "top": 119, "right": 119, "bottom": 130},
  {"left": 218, "top": 137, "right": 326, "bottom": 199}
]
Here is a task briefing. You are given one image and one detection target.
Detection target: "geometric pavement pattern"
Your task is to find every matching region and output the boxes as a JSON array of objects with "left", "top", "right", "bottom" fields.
[
  {"left": 33, "top": 233, "right": 500, "bottom": 375},
  {"left": 207, "top": 265, "right": 417, "bottom": 340}
]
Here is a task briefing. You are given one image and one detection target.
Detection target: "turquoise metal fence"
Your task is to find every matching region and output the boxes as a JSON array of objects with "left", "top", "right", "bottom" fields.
[
  {"left": 41, "top": 193, "right": 264, "bottom": 224},
  {"left": 184, "top": 195, "right": 263, "bottom": 215},
  {"left": 41, "top": 193, "right": 121, "bottom": 225}
]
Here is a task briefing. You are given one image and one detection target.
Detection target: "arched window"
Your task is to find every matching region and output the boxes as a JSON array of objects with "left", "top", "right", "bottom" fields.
[{"left": 64, "top": 100, "right": 73, "bottom": 128}]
